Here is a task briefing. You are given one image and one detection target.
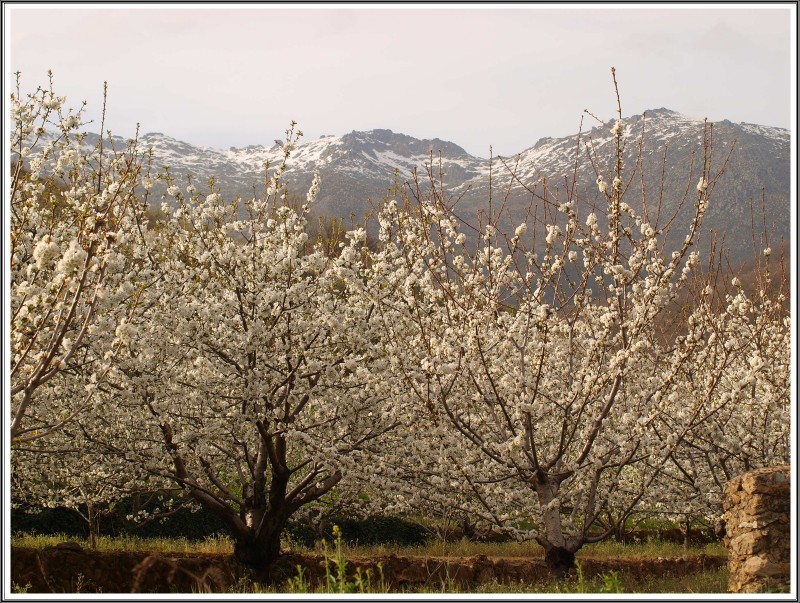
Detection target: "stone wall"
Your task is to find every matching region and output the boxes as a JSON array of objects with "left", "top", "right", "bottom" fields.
[{"left": 723, "top": 465, "right": 791, "bottom": 593}]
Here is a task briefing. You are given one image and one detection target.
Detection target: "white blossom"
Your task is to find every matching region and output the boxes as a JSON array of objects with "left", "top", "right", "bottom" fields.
[
  {"left": 32, "top": 236, "right": 60, "bottom": 269},
  {"left": 55, "top": 240, "right": 87, "bottom": 274}
]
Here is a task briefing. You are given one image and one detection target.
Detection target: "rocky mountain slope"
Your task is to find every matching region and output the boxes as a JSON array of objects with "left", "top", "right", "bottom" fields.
[{"left": 61, "top": 110, "right": 796, "bottom": 263}]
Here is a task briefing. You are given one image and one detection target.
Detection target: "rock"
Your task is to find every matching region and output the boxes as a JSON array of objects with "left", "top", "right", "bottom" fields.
[{"left": 724, "top": 466, "right": 790, "bottom": 593}]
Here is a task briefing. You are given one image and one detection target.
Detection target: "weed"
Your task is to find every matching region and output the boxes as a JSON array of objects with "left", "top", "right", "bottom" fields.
[
  {"left": 12, "top": 582, "right": 32, "bottom": 594},
  {"left": 298, "top": 524, "right": 388, "bottom": 594},
  {"left": 284, "top": 565, "right": 309, "bottom": 593},
  {"left": 599, "top": 569, "right": 624, "bottom": 593},
  {"left": 437, "top": 565, "right": 458, "bottom": 593}
]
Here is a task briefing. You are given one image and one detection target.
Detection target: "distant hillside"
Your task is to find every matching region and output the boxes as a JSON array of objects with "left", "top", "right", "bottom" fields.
[{"left": 41, "top": 109, "right": 792, "bottom": 265}]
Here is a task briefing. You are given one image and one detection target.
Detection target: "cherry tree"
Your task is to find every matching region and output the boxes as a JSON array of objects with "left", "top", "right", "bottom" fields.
[
  {"left": 10, "top": 73, "right": 788, "bottom": 584},
  {"left": 10, "top": 73, "right": 153, "bottom": 445},
  {"left": 76, "top": 134, "right": 400, "bottom": 576},
  {"left": 646, "top": 257, "right": 790, "bottom": 536},
  {"left": 352, "top": 71, "right": 757, "bottom": 575},
  {"left": 10, "top": 75, "right": 181, "bottom": 548},
  {"left": 11, "top": 421, "right": 165, "bottom": 549},
  {"left": 9, "top": 85, "right": 401, "bottom": 575}
]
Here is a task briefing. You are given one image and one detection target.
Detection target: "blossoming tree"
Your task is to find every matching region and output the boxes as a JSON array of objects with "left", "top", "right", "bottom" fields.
[
  {"left": 75, "top": 136, "right": 400, "bottom": 575},
  {"left": 646, "top": 259, "right": 790, "bottom": 536},
  {"left": 352, "top": 71, "right": 756, "bottom": 575},
  {"left": 10, "top": 74, "right": 153, "bottom": 445},
  {"left": 10, "top": 72, "right": 789, "bottom": 585}
]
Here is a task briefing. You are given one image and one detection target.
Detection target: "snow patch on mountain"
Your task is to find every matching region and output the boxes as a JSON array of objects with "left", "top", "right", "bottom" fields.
[{"left": 737, "top": 122, "right": 790, "bottom": 143}]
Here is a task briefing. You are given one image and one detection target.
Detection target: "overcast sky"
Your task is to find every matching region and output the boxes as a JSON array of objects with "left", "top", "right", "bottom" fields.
[{"left": 5, "top": 3, "right": 796, "bottom": 158}]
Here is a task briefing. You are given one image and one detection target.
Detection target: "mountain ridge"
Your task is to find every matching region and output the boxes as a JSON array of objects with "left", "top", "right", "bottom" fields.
[{"left": 52, "top": 109, "right": 795, "bottom": 263}]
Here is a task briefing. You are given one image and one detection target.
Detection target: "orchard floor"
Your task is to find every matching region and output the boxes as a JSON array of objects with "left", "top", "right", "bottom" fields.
[{"left": 10, "top": 543, "right": 727, "bottom": 594}]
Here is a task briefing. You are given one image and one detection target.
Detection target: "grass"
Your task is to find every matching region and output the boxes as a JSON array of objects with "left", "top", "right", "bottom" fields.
[
  {"left": 11, "top": 530, "right": 727, "bottom": 561},
  {"left": 11, "top": 533, "right": 234, "bottom": 555},
  {"left": 578, "top": 537, "right": 727, "bottom": 559},
  {"left": 11, "top": 531, "right": 726, "bottom": 559},
  {"left": 335, "top": 537, "right": 725, "bottom": 561},
  {"left": 471, "top": 566, "right": 729, "bottom": 594},
  {"left": 338, "top": 538, "right": 544, "bottom": 559},
  {"left": 228, "top": 566, "right": 729, "bottom": 594},
  {"left": 12, "top": 531, "right": 729, "bottom": 594},
  {"left": 232, "top": 527, "right": 728, "bottom": 594}
]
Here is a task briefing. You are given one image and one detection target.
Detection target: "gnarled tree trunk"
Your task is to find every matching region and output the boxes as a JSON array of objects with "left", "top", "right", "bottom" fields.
[
  {"left": 534, "top": 476, "right": 583, "bottom": 578},
  {"left": 230, "top": 515, "right": 287, "bottom": 582}
]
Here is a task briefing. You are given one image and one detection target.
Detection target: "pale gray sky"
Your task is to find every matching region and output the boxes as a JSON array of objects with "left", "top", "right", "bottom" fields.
[{"left": 5, "top": 3, "right": 796, "bottom": 158}]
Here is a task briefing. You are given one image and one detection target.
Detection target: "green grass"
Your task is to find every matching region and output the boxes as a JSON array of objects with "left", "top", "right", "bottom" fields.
[
  {"left": 11, "top": 531, "right": 726, "bottom": 559},
  {"left": 12, "top": 531, "right": 728, "bottom": 594},
  {"left": 471, "top": 566, "right": 729, "bottom": 594},
  {"left": 11, "top": 532, "right": 234, "bottom": 555},
  {"left": 338, "top": 538, "right": 545, "bottom": 559},
  {"left": 228, "top": 566, "right": 729, "bottom": 594},
  {"left": 233, "top": 527, "right": 728, "bottom": 594},
  {"left": 578, "top": 537, "right": 727, "bottom": 559},
  {"left": 337, "top": 537, "right": 725, "bottom": 560}
]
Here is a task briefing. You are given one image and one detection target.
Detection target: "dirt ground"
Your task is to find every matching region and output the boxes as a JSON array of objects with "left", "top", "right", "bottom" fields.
[{"left": 10, "top": 543, "right": 726, "bottom": 593}]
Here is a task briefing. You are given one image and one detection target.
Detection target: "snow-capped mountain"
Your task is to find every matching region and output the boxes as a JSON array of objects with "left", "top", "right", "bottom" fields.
[
  {"left": 132, "top": 128, "right": 490, "bottom": 220},
  {"left": 93, "top": 110, "right": 793, "bottom": 263}
]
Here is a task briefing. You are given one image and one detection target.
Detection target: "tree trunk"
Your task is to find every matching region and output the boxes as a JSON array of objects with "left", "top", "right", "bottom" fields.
[
  {"left": 683, "top": 518, "right": 691, "bottom": 551},
  {"left": 87, "top": 504, "right": 100, "bottom": 549},
  {"left": 534, "top": 477, "right": 582, "bottom": 578},
  {"left": 231, "top": 515, "right": 287, "bottom": 583},
  {"left": 543, "top": 545, "right": 577, "bottom": 578},
  {"left": 233, "top": 535, "right": 280, "bottom": 578}
]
